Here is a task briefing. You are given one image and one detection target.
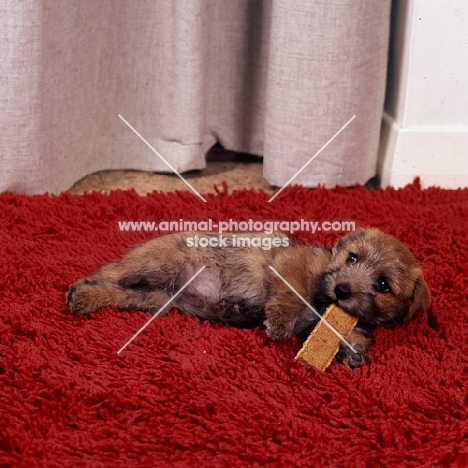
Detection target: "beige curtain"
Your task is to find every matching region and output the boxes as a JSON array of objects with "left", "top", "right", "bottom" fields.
[{"left": 0, "top": 0, "right": 390, "bottom": 194}]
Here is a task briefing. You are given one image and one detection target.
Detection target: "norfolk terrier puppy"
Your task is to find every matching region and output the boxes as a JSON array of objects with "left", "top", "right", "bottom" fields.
[{"left": 66, "top": 228, "right": 430, "bottom": 369}]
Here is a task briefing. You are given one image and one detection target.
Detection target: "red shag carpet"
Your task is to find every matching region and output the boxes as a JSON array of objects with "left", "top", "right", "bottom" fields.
[{"left": 0, "top": 181, "right": 467, "bottom": 468}]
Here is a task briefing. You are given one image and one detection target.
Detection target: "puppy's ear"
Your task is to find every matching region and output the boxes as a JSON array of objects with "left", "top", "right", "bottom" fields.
[
  {"left": 334, "top": 228, "right": 366, "bottom": 252},
  {"left": 407, "top": 274, "right": 431, "bottom": 320}
]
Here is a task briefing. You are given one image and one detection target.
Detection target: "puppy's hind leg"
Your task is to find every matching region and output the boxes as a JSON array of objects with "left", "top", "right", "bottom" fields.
[
  {"left": 67, "top": 275, "right": 172, "bottom": 316},
  {"left": 66, "top": 254, "right": 173, "bottom": 316}
]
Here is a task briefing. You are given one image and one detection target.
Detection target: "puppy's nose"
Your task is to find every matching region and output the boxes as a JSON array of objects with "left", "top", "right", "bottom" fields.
[{"left": 334, "top": 283, "right": 352, "bottom": 300}]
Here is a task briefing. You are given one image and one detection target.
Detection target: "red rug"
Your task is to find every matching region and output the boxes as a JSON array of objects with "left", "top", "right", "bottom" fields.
[{"left": 0, "top": 181, "right": 467, "bottom": 467}]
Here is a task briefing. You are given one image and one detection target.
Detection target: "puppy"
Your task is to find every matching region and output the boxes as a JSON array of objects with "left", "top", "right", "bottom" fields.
[{"left": 66, "top": 228, "right": 430, "bottom": 368}]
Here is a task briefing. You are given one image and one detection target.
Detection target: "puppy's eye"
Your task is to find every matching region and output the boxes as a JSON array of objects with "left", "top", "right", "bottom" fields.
[
  {"left": 346, "top": 253, "right": 358, "bottom": 265},
  {"left": 376, "top": 277, "right": 391, "bottom": 293}
]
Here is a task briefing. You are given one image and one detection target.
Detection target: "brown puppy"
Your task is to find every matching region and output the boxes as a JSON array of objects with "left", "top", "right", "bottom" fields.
[{"left": 66, "top": 228, "right": 430, "bottom": 368}]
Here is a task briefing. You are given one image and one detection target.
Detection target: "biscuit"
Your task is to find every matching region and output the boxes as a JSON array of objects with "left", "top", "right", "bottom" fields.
[{"left": 295, "top": 304, "right": 358, "bottom": 371}]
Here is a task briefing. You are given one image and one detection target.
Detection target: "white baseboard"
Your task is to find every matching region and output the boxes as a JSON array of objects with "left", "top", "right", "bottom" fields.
[{"left": 378, "top": 113, "right": 468, "bottom": 189}]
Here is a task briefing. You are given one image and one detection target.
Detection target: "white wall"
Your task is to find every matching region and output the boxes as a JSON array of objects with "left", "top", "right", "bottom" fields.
[{"left": 379, "top": 0, "right": 468, "bottom": 188}]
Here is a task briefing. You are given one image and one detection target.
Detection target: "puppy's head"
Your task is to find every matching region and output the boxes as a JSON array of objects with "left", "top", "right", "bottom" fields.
[{"left": 321, "top": 228, "right": 430, "bottom": 327}]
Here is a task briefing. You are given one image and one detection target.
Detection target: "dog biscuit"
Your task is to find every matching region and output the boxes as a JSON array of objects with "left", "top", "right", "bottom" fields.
[{"left": 295, "top": 304, "right": 358, "bottom": 371}]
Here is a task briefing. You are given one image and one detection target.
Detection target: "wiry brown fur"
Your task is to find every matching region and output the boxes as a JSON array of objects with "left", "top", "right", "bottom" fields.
[{"left": 66, "top": 229, "right": 430, "bottom": 369}]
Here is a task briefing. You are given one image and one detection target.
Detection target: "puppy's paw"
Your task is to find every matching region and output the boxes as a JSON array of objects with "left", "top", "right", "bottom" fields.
[
  {"left": 264, "top": 317, "right": 294, "bottom": 341},
  {"left": 336, "top": 328, "right": 371, "bottom": 369},
  {"left": 337, "top": 343, "right": 370, "bottom": 369},
  {"left": 66, "top": 279, "right": 99, "bottom": 315}
]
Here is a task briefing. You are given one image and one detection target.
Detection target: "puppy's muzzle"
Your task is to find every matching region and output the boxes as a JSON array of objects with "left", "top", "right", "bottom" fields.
[{"left": 334, "top": 283, "right": 352, "bottom": 301}]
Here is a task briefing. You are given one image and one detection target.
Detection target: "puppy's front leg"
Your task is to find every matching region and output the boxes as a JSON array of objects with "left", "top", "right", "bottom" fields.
[
  {"left": 264, "top": 260, "right": 316, "bottom": 340},
  {"left": 264, "top": 294, "right": 306, "bottom": 340},
  {"left": 337, "top": 328, "right": 371, "bottom": 369}
]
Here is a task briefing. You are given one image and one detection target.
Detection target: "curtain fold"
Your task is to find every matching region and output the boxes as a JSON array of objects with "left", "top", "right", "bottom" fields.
[
  {"left": 0, "top": 0, "right": 390, "bottom": 194},
  {"left": 263, "top": 0, "right": 391, "bottom": 188}
]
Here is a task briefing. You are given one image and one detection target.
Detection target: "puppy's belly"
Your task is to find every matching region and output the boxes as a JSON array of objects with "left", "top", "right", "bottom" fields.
[{"left": 172, "top": 263, "right": 266, "bottom": 326}]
